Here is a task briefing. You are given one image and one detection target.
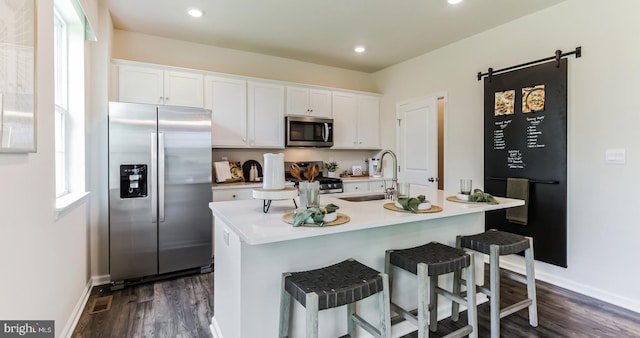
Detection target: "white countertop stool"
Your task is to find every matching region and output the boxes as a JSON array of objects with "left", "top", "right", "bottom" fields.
[
  {"left": 279, "top": 258, "right": 392, "bottom": 338},
  {"left": 453, "top": 229, "right": 538, "bottom": 338},
  {"left": 385, "top": 242, "right": 478, "bottom": 338}
]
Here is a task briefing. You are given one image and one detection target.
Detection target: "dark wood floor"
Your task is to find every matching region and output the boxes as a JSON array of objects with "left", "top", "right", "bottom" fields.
[{"left": 72, "top": 266, "right": 640, "bottom": 338}]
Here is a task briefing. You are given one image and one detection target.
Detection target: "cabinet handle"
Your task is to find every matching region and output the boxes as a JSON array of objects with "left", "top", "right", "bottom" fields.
[
  {"left": 165, "top": 97, "right": 170, "bottom": 101},
  {"left": 232, "top": 194, "right": 237, "bottom": 198},
  {"left": 355, "top": 187, "right": 359, "bottom": 190},
  {"left": 159, "top": 96, "right": 163, "bottom": 102}
]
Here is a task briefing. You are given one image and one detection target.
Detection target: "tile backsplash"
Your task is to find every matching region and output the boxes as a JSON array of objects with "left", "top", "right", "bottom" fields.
[{"left": 212, "top": 148, "right": 378, "bottom": 176}]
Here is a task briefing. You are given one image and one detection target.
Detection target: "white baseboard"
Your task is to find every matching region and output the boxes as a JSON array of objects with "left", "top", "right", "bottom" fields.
[
  {"left": 60, "top": 279, "right": 93, "bottom": 338},
  {"left": 92, "top": 274, "right": 111, "bottom": 286},
  {"left": 210, "top": 317, "right": 223, "bottom": 338},
  {"left": 499, "top": 259, "right": 640, "bottom": 314}
]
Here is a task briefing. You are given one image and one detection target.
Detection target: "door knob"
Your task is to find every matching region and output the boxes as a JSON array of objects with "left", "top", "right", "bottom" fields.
[{"left": 428, "top": 177, "right": 439, "bottom": 182}]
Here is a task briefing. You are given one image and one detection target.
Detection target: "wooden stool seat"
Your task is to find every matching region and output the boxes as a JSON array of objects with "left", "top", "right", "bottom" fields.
[
  {"left": 279, "top": 258, "right": 391, "bottom": 338},
  {"left": 385, "top": 242, "right": 478, "bottom": 338},
  {"left": 453, "top": 229, "right": 538, "bottom": 338}
]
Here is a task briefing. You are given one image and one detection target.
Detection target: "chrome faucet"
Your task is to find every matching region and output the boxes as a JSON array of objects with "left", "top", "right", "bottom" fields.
[{"left": 374, "top": 149, "right": 398, "bottom": 201}]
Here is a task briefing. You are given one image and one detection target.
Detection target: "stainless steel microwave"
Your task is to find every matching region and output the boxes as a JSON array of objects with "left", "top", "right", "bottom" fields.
[{"left": 285, "top": 116, "right": 333, "bottom": 147}]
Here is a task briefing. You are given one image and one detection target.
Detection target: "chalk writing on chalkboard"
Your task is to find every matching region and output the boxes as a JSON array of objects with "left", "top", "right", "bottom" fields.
[
  {"left": 493, "top": 119, "right": 512, "bottom": 150},
  {"left": 507, "top": 149, "right": 525, "bottom": 169},
  {"left": 526, "top": 115, "right": 546, "bottom": 148}
]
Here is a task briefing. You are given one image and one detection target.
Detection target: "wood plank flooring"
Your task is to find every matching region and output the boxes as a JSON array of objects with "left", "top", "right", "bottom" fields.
[{"left": 72, "top": 266, "right": 640, "bottom": 337}]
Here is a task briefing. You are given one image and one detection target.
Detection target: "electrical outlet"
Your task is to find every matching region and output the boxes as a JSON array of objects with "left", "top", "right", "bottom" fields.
[{"left": 605, "top": 149, "right": 626, "bottom": 164}]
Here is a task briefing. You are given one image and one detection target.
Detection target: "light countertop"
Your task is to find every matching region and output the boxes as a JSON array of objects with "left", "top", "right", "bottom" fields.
[{"left": 209, "top": 187, "right": 524, "bottom": 245}]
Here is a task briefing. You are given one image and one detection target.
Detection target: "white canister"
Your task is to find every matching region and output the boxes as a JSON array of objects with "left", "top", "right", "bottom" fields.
[{"left": 263, "top": 153, "right": 285, "bottom": 190}]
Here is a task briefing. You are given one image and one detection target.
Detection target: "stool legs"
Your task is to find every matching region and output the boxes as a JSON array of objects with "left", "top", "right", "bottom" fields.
[
  {"left": 378, "top": 274, "right": 392, "bottom": 338},
  {"left": 279, "top": 273, "right": 291, "bottom": 338},
  {"left": 489, "top": 244, "right": 500, "bottom": 338},
  {"left": 453, "top": 234, "right": 539, "bottom": 338},
  {"left": 280, "top": 271, "right": 391, "bottom": 338},
  {"left": 306, "top": 293, "right": 319, "bottom": 338},
  {"left": 417, "top": 264, "right": 429, "bottom": 338},
  {"left": 524, "top": 237, "right": 538, "bottom": 327}
]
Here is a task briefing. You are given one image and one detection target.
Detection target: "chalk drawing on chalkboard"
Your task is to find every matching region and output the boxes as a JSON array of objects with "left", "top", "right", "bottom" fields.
[
  {"left": 522, "top": 84, "right": 546, "bottom": 113},
  {"left": 494, "top": 90, "right": 515, "bottom": 116}
]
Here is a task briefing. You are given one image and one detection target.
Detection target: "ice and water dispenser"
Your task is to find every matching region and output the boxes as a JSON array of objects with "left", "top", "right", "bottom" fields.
[{"left": 120, "top": 164, "right": 148, "bottom": 198}]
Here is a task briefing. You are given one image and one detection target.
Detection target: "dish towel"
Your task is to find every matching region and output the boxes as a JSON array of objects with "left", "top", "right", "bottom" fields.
[{"left": 506, "top": 178, "right": 529, "bottom": 225}]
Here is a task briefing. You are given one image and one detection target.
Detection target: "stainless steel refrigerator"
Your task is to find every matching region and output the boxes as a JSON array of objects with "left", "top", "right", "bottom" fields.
[{"left": 108, "top": 102, "right": 212, "bottom": 287}]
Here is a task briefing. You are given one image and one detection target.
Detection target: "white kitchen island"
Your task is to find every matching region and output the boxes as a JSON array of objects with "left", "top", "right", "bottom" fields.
[{"left": 209, "top": 186, "right": 524, "bottom": 338}]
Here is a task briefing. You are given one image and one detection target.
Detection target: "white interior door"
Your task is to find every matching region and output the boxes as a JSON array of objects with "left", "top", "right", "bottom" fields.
[{"left": 397, "top": 96, "right": 438, "bottom": 188}]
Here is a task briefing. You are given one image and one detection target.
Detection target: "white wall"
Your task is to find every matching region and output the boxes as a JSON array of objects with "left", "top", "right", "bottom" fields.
[
  {"left": 87, "top": 6, "right": 113, "bottom": 281},
  {"left": 112, "top": 30, "right": 378, "bottom": 93},
  {"left": 373, "top": 0, "right": 640, "bottom": 312},
  {"left": 0, "top": 0, "right": 92, "bottom": 336}
]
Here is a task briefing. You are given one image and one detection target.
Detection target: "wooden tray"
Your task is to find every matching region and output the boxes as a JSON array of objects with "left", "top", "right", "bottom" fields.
[
  {"left": 383, "top": 203, "right": 442, "bottom": 213},
  {"left": 282, "top": 212, "right": 350, "bottom": 227},
  {"left": 446, "top": 196, "right": 496, "bottom": 204}
]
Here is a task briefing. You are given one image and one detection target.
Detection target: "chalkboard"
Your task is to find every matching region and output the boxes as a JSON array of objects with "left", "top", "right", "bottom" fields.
[{"left": 483, "top": 59, "right": 567, "bottom": 268}]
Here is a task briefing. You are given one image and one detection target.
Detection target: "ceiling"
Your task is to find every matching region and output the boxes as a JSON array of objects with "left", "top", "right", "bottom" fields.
[{"left": 99, "top": 0, "right": 565, "bottom": 73}]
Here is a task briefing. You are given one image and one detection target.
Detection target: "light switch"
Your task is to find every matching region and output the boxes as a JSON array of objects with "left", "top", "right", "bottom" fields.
[{"left": 605, "top": 149, "right": 626, "bottom": 164}]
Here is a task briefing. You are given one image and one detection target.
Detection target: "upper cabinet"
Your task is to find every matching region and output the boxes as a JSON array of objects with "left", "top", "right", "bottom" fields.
[
  {"left": 247, "top": 81, "right": 285, "bottom": 148},
  {"left": 118, "top": 64, "right": 204, "bottom": 108},
  {"left": 205, "top": 76, "right": 285, "bottom": 148},
  {"left": 286, "top": 86, "right": 332, "bottom": 118},
  {"left": 331, "top": 91, "right": 381, "bottom": 149},
  {"left": 205, "top": 76, "right": 248, "bottom": 147}
]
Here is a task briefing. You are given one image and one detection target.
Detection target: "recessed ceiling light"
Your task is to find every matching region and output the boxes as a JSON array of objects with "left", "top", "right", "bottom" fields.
[
  {"left": 354, "top": 46, "right": 366, "bottom": 53},
  {"left": 188, "top": 8, "right": 204, "bottom": 18},
  {"left": 448, "top": 0, "right": 463, "bottom": 4}
]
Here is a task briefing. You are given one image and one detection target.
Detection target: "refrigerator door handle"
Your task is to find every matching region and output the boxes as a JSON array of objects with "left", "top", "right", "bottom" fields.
[
  {"left": 158, "top": 132, "right": 165, "bottom": 222},
  {"left": 151, "top": 132, "right": 158, "bottom": 223}
]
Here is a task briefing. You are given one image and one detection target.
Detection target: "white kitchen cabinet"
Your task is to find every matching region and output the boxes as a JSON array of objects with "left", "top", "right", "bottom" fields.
[
  {"left": 247, "top": 81, "right": 285, "bottom": 148},
  {"left": 369, "top": 180, "right": 393, "bottom": 192},
  {"left": 212, "top": 187, "right": 254, "bottom": 202},
  {"left": 206, "top": 77, "right": 285, "bottom": 148},
  {"left": 342, "top": 181, "right": 370, "bottom": 193},
  {"left": 118, "top": 64, "right": 204, "bottom": 107},
  {"left": 331, "top": 92, "right": 381, "bottom": 149},
  {"left": 206, "top": 76, "right": 248, "bottom": 147},
  {"left": 286, "top": 86, "right": 332, "bottom": 117}
]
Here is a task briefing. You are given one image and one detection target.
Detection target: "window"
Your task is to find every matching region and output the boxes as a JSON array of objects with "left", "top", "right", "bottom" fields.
[
  {"left": 54, "top": 10, "right": 68, "bottom": 197},
  {"left": 54, "top": 0, "right": 89, "bottom": 217}
]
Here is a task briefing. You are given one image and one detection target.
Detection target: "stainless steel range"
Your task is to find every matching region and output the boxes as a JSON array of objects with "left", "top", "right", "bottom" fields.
[{"left": 285, "top": 161, "right": 343, "bottom": 194}]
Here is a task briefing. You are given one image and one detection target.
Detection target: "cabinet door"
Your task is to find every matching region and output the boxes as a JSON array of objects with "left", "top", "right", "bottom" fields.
[
  {"left": 342, "top": 181, "right": 369, "bottom": 193},
  {"left": 357, "top": 95, "right": 381, "bottom": 149},
  {"left": 286, "top": 86, "right": 310, "bottom": 115},
  {"left": 248, "top": 81, "right": 285, "bottom": 148},
  {"left": 206, "top": 76, "right": 247, "bottom": 147},
  {"left": 309, "top": 88, "right": 332, "bottom": 118},
  {"left": 118, "top": 65, "right": 163, "bottom": 104},
  {"left": 369, "top": 180, "right": 392, "bottom": 192},
  {"left": 331, "top": 91, "right": 358, "bottom": 148},
  {"left": 212, "top": 188, "right": 253, "bottom": 201},
  {"left": 164, "top": 71, "right": 204, "bottom": 108}
]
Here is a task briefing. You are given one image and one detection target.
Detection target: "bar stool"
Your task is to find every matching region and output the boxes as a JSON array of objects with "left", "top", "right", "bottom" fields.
[
  {"left": 453, "top": 229, "right": 538, "bottom": 338},
  {"left": 385, "top": 242, "right": 478, "bottom": 338},
  {"left": 279, "top": 258, "right": 392, "bottom": 338}
]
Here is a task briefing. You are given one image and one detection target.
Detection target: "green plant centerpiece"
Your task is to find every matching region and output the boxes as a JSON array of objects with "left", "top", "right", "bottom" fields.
[
  {"left": 324, "top": 161, "right": 338, "bottom": 172},
  {"left": 293, "top": 203, "right": 340, "bottom": 227}
]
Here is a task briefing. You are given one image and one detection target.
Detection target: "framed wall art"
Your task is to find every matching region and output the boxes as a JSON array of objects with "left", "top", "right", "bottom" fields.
[{"left": 0, "top": 0, "right": 37, "bottom": 153}]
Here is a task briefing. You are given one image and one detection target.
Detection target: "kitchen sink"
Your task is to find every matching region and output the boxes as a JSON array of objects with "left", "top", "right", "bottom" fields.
[{"left": 338, "top": 194, "right": 386, "bottom": 202}]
